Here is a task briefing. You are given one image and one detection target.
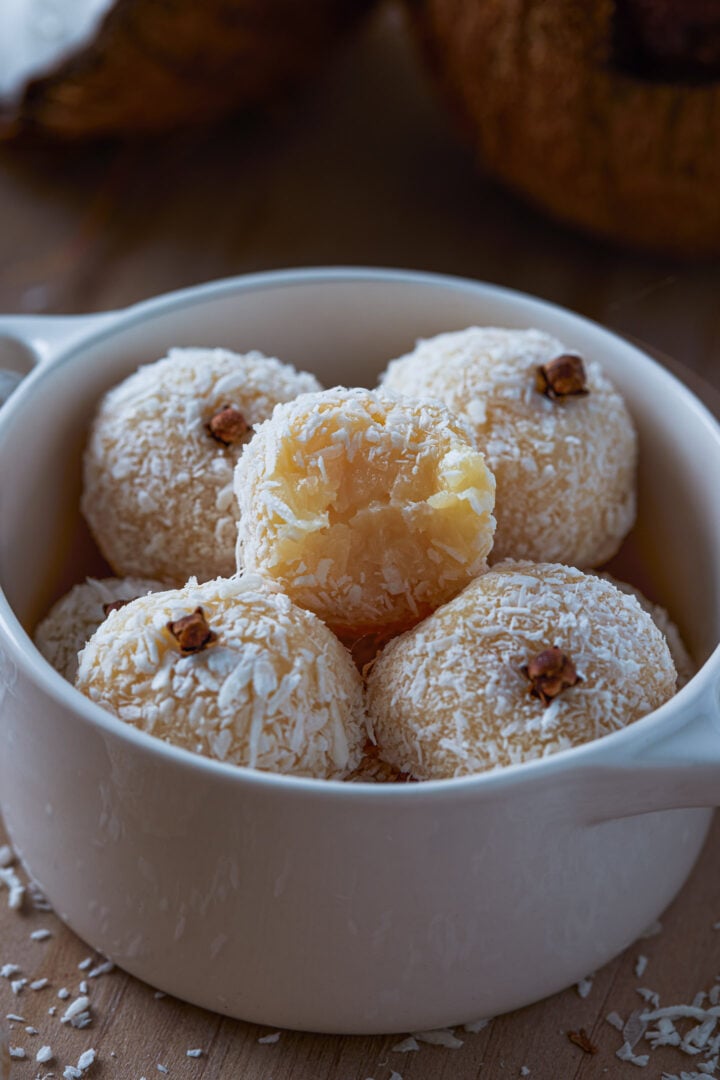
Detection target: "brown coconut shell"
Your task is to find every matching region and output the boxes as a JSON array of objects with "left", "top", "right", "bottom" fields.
[
  {"left": 409, "top": 0, "right": 720, "bottom": 256},
  {"left": 0, "top": 0, "right": 372, "bottom": 140}
]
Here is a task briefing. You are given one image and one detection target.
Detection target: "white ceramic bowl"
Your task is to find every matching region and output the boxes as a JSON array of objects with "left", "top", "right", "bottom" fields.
[{"left": 0, "top": 268, "right": 719, "bottom": 1034}]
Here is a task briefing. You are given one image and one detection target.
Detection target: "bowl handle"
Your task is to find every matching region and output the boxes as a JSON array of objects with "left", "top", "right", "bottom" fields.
[
  {"left": 580, "top": 681, "right": 720, "bottom": 823},
  {"left": 0, "top": 311, "right": 116, "bottom": 406}
]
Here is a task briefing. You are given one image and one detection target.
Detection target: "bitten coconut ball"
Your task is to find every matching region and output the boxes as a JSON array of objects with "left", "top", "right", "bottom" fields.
[
  {"left": 34, "top": 576, "right": 164, "bottom": 682},
  {"left": 234, "top": 387, "right": 496, "bottom": 643},
  {"left": 366, "top": 561, "right": 676, "bottom": 780},
  {"left": 75, "top": 574, "right": 367, "bottom": 779},
  {"left": 381, "top": 327, "right": 637, "bottom": 568},
  {"left": 82, "top": 347, "right": 321, "bottom": 585}
]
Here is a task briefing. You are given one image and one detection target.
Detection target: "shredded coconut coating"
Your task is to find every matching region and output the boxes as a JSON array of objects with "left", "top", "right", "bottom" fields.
[
  {"left": 598, "top": 574, "right": 696, "bottom": 690},
  {"left": 81, "top": 348, "right": 322, "bottom": 585},
  {"left": 34, "top": 576, "right": 164, "bottom": 681},
  {"left": 380, "top": 327, "right": 637, "bottom": 568},
  {"left": 234, "top": 386, "right": 496, "bottom": 642},
  {"left": 366, "top": 561, "right": 677, "bottom": 780},
  {"left": 75, "top": 574, "right": 367, "bottom": 779}
]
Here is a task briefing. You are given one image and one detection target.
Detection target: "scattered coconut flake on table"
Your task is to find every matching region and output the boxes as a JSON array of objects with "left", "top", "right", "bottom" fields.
[
  {"left": 0, "top": 846, "right": 13, "bottom": 867},
  {"left": 616, "top": 1040, "right": 650, "bottom": 1066},
  {"left": 60, "top": 995, "right": 91, "bottom": 1025},
  {"left": 640, "top": 920, "right": 663, "bottom": 939},
  {"left": 30, "top": 929, "right": 52, "bottom": 941},
  {"left": 464, "top": 1017, "right": 493, "bottom": 1033},
  {"left": 637, "top": 988, "right": 661, "bottom": 1009},
  {"left": 607, "top": 1012, "right": 625, "bottom": 1031},
  {"left": 636, "top": 955, "right": 649, "bottom": 978},
  {"left": 186, "top": 1049, "right": 204, "bottom": 1058},
  {"left": 88, "top": 960, "right": 114, "bottom": 979},
  {"left": 36, "top": 1045, "right": 53, "bottom": 1063},
  {"left": 77, "top": 1048, "right": 96, "bottom": 1071},
  {"left": 257, "top": 1032, "right": 280, "bottom": 1045},
  {"left": 391, "top": 1037, "right": 419, "bottom": 1053},
  {"left": 0, "top": 865, "right": 25, "bottom": 910},
  {"left": 8, "top": 1046, "right": 26, "bottom": 1058},
  {"left": 411, "top": 1028, "right": 464, "bottom": 1048},
  {"left": 576, "top": 976, "right": 594, "bottom": 998}
]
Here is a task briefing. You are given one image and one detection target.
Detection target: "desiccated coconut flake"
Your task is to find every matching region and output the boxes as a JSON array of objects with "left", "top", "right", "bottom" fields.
[
  {"left": 391, "top": 1038, "right": 419, "bottom": 1053},
  {"left": 464, "top": 1017, "right": 492, "bottom": 1033},
  {"left": 1, "top": 964, "right": 21, "bottom": 978},
  {"left": 57, "top": 988, "right": 70, "bottom": 999},
  {"left": 9, "top": 1046, "right": 26, "bottom": 1058},
  {"left": 0, "top": 866, "right": 25, "bottom": 910},
  {"left": 639, "top": 921, "right": 663, "bottom": 939},
  {"left": 576, "top": 976, "right": 594, "bottom": 999},
  {"left": 646, "top": 1017, "right": 681, "bottom": 1049},
  {"left": 63, "top": 1067, "right": 82, "bottom": 1080},
  {"left": 11, "top": 978, "right": 27, "bottom": 994},
  {"left": 6, "top": 1014, "right": 25, "bottom": 1023},
  {"left": 157, "top": 1066, "right": 168, "bottom": 1074},
  {"left": 31, "top": 929, "right": 53, "bottom": 941},
  {"left": 30, "top": 978, "right": 50, "bottom": 990},
  {"left": 60, "top": 996, "right": 90, "bottom": 1023},
  {"left": 390, "top": 1073, "right": 403, "bottom": 1080},
  {"left": 607, "top": 1012, "right": 625, "bottom": 1031},
  {"left": 77, "top": 958, "right": 93, "bottom": 971},
  {"left": 257, "top": 1032, "right": 280, "bottom": 1044},
  {"left": 636, "top": 956, "right": 649, "bottom": 978},
  {"left": 617, "top": 1041, "right": 650, "bottom": 1066},
  {"left": 79, "top": 981, "right": 89, "bottom": 995},
  {"left": 0, "top": 845, "right": 13, "bottom": 867},
  {"left": 77, "top": 1048, "right": 96, "bottom": 1071},
  {"left": 412, "top": 1028, "right": 464, "bottom": 1048},
  {"left": 186, "top": 1049, "right": 204, "bottom": 1057},
  {"left": 28, "top": 884, "right": 52, "bottom": 912},
  {"left": 25, "top": 1025, "right": 38, "bottom": 1034},
  {"left": 87, "top": 961, "right": 114, "bottom": 979},
  {"left": 36, "top": 1045, "right": 53, "bottom": 1062}
]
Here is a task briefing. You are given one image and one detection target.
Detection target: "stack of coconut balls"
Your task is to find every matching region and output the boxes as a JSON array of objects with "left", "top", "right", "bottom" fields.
[{"left": 35, "top": 331, "right": 693, "bottom": 782}]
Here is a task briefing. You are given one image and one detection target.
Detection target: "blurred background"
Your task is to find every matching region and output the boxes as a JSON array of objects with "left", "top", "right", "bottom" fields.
[{"left": 0, "top": 0, "right": 718, "bottom": 388}]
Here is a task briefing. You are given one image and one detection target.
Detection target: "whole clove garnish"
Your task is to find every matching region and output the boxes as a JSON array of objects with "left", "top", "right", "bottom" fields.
[
  {"left": 522, "top": 646, "right": 580, "bottom": 706},
  {"left": 207, "top": 405, "right": 251, "bottom": 446},
  {"left": 166, "top": 607, "right": 217, "bottom": 654},
  {"left": 535, "top": 354, "right": 589, "bottom": 400}
]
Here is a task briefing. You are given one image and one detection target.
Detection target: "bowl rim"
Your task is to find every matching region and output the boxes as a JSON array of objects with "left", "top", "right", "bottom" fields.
[{"left": 1, "top": 264, "right": 719, "bottom": 801}]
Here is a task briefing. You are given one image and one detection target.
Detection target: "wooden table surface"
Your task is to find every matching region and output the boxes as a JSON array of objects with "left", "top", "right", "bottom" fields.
[{"left": 1, "top": 5, "right": 719, "bottom": 1079}]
